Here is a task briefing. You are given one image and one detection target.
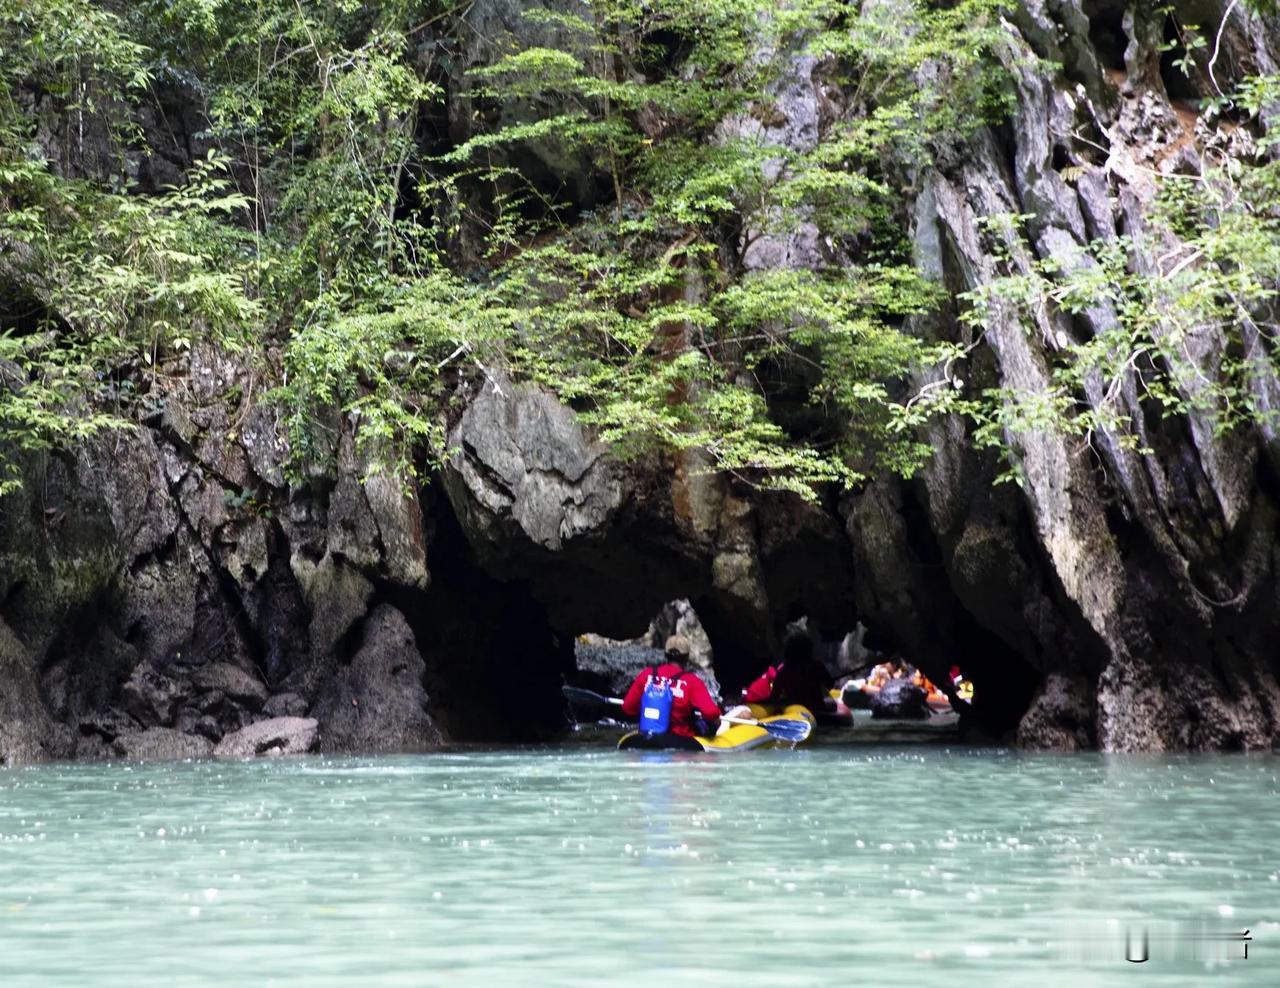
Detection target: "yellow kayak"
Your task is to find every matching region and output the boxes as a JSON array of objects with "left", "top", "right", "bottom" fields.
[
  {"left": 617, "top": 704, "right": 815, "bottom": 752},
  {"left": 754, "top": 693, "right": 854, "bottom": 728}
]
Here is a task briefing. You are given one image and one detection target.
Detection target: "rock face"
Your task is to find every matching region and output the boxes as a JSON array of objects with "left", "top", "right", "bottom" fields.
[
  {"left": 646, "top": 600, "right": 715, "bottom": 677},
  {"left": 446, "top": 378, "right": 624, "bottom": 555},
  {"left": 0, "top": 337, "right": 450, "bottom": 764},
  {"left": 849, "top": 0, "right": 1280, "bottom": 751},
  {"left": 690, "top": 0, "right": 1280, "bottom": 752},
  {"left": 0, "top": 619, "right": 72, "bottom": 764}
]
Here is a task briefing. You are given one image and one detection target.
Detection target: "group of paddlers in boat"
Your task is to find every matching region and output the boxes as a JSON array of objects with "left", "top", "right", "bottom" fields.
[
  {"left": 566, "top": 631, "right": 973, "bottom": 753},
  {"left": 614, "top": 631, "right": 828, "bottom": 751}
]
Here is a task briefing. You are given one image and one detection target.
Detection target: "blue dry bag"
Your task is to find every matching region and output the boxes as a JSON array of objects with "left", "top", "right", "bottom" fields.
[{"left": 639, "top": 674, "right": 673, "bottom": 735}]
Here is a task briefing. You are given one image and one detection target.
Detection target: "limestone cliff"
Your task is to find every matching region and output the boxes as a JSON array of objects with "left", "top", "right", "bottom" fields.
[
  {"left": 846, "top": 0, "right": 1280, "bottom": 751},
  {"left": 3, "top": 0, "right": 1280, "bottom": 759}
]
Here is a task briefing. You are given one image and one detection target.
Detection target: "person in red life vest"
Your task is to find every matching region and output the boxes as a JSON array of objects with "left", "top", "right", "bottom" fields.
[
  {"left": 620, "top": 635, "right": 721, "bottom": 750},
  {"left": 741, "top": 630, "right": 834, "bottom": 714}
]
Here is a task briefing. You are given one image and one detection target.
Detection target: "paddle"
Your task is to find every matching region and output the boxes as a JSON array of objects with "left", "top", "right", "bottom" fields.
[
  {"left": 721, "top": 714, "right": 812, "bottom": 745},
  {"left": 562, "top": 685, "right": 812, "bottom": 744},
  {"left": 562, "top": 685, "right": 625, "bottom": 723}
]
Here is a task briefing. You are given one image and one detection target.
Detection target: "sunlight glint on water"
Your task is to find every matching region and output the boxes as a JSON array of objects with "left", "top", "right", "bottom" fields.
[{"left": 1, "top": 748, "right": 1275, "bottom": 986}]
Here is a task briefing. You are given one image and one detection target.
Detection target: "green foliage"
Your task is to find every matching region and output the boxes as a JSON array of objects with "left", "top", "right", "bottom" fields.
[
  {"left": 0, "top": 145, "right": 261, "bottom": 491},
  {"left": 0, "top": 2, "right": 268, "bottom": 491},
  {"left": 804, "top": 0, "right": 1016, "bottom": 160},
  {"left": 279, "top": 0, "right": 1015, "bottom": 497},
  {"left": 136, "top": 0, "right": 443, "bottom": 316},
  {"left": 15, "top": 0, "right": 1275, "bottom": 510},
  {"left": 0, "top": 0, "right": 152, "bottom": 101},
  {"left": 1, "top": 0, "right": 1017, "bottom": 501}
]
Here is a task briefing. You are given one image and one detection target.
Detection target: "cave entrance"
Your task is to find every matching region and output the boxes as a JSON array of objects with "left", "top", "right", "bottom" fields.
[
  {"left": 843, "top": 610, "right": 1037, "bottom": 743},
  {"left": 1159, "top": 13, "right": 1203, "bottom": 104},
  {"left": 564, "top": 603, "right": 1000, "bottom": 744},
  {"left": 568, "top": 604, "right": 872, "bottom": 714},
  {"left": 571, "top": 599, "right": 722, "bottom": 705},
  {"left": 390, "top": 483, "right": 574, "bottom": 744},
  {"left": 1084, "top": 0, "right": 1129, "bottom": 74}
]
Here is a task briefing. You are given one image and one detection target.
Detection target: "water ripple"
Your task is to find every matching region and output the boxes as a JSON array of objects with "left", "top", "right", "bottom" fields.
[{"left": 0, "top": 748, "right": 1274, "bottom": 986}]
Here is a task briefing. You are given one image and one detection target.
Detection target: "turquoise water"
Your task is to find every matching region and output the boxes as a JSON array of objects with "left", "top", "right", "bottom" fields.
[{"left": 1, "top": 747, "right": 1275, "bottom": 986}]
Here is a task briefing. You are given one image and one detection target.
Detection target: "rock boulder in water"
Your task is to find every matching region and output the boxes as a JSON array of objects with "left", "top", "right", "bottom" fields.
[
  {"left": 646, "top": 599, "right": 714, "bottom": 673},
  {"left": 0, "top": 619, "right": 73, "bottom": 764},
  {"left": 119, "top": 663, "right": 184, "bottom": 727},
  {"left": 213, "top": 717, "right": 318, "bottom": 758},
  {"left": 312, "top": 605, "right": 441, "bottom": 753},
  {"left": 112, "top": 727, "right": 213, "bottom": 761},
  {"left": 869, "top": 679, "right": 931, "bottom": 720}
]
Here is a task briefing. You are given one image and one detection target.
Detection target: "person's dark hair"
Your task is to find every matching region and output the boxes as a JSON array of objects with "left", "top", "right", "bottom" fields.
[{"left": 782, "top": 629, "right": 814, "bottom": 665}]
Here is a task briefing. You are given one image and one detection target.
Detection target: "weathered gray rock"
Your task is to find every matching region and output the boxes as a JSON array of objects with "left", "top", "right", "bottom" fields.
[
  {"left": 172, "top": 711, "right": 223, "bottom": 742},
  {"left": 646, "top": 599, "right": 714, "bottom": 676},
  {"left": 117, "top": 547, "right": 200, "bottom": 669},
  {"left": 81, "top": 433, "right": 179, "bottom": 563},
  {"left": 312, "top": 605, "right": 441, "bottom": 753},
  {"left": 239, "top": 403, "right": 288, "bottom": 488},
  {"left": 112, "top": 727, "right": 213, "bottom": 761},
  {"left": 191, "top": 663, "right": 268, "bottom": 712},
  {"left": 120, "top": 664, "right": 184, "bottom": 727},
  {"left": 0, "top": 619, "right": 72, "bottom": 764},
  {"left": 263, "top": 693, "right": 309, "bottom": 718},
  {"left": 362, "top": 471, "right": 429, "bottom": 591},
  {"left": 0, "top": 353, "right": 442, "bottom": 763},
  {"left": 74, "top": 732, "right": 114, "bottom": 761},
  {"left": 573, "top": 640, "right": 664, "bottom": 699},
  {"left": 289, "top": 550, "right": 373, "bottom": 695},
  {"left": 831, "top": 0, "right": 1280, "bottom": 751},
  {"left": 446, "top": 379, "right": 623, "bottom": 554},
  {"left": 74, "top": 705, "right": 139, "bottom": 742},
  {"left": 219, "top": 516, "right": 270, "bottom": 590},
  {"left": 326, "top": 431, "right": 385, "bottom": 571},
  {"left": 1017, "top": 674, "right": 1095, "bottom": 751},
  {"left": 213, "top": 717, "right": 318, "bottom": 758}
]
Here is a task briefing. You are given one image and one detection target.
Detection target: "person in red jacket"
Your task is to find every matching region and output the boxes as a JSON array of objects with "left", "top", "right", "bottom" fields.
[
  {"left": 621, "top": 635, "right": 721, "bottom": 750},
  {"left": 741, "top": 630, "right": 833, "bottom": 714}
]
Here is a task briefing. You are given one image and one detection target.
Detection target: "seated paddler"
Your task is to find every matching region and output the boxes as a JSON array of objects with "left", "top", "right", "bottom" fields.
[
  {"left": 620, "top": 635, "right": 721, "bottom": 748},
  {"left": 740, "top": 630, "right": 834, "bottom": 714}
]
